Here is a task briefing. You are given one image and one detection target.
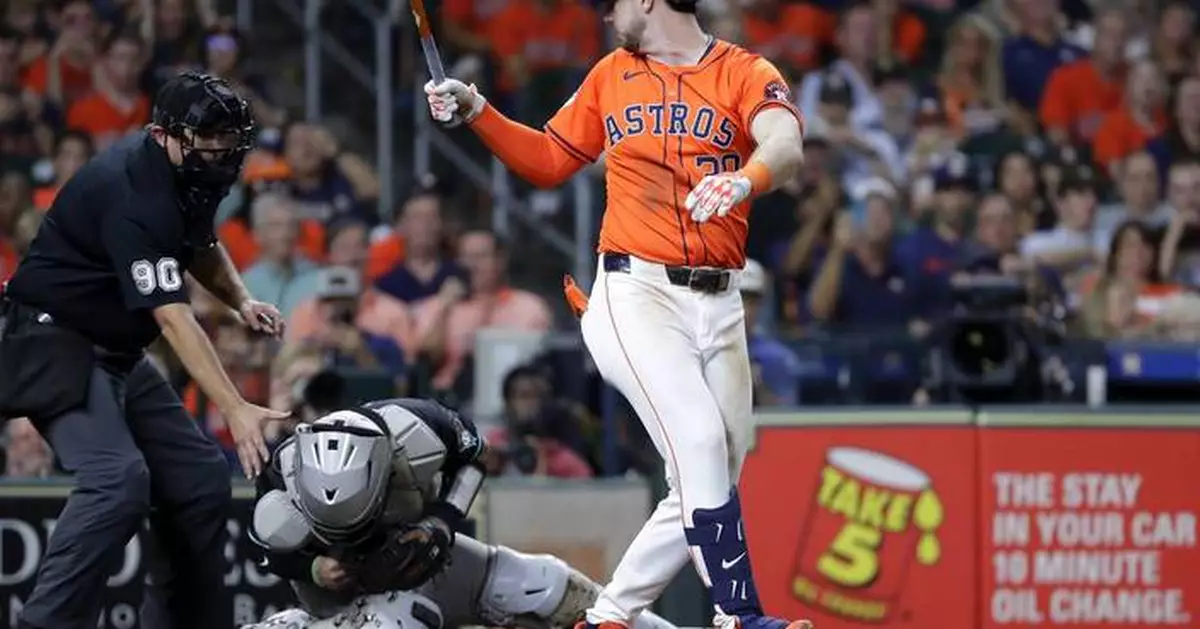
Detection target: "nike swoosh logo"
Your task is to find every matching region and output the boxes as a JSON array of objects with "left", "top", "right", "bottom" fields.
[
  {"left": 623, "top": 71, "right": 644, "bottom": 81},
  {"left": 258, "top": 557, "right": 270, "bottom": 568},
  {"left": 722, "top": 553, "right": 747, "bottom": 570}
]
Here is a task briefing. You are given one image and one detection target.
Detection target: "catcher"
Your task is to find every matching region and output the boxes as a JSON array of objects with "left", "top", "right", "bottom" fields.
[{"left": 244, "top": 398, "right": 678, "bottom": 629}]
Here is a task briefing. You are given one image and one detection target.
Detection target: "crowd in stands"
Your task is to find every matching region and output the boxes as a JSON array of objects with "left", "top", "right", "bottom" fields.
[{"left": 2, "top": 0, "right": 1200, "bottom": 478}]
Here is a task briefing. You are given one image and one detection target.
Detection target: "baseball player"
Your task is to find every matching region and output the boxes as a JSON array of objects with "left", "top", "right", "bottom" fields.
[
  {"left": 424, "top": 0, "right": 809, "bottom": 628},
  {"left": 246, "top": 398, "right": 678, "bottom": 629}
]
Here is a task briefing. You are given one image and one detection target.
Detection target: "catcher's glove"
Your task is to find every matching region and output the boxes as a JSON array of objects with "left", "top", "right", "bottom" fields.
[{"left": 348, "top": 516, "right": 454, "bottom": 593}]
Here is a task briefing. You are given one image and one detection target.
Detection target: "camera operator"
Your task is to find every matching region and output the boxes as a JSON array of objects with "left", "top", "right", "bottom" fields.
[
  {"left": 305, "top": 265, "right": 407, "bottom": 376},
  {"left": 914, "top": 194, "right": 1069, "bottom": 405},
  {"left": 482, "top": 364, "right": 592, "bottom": 479}
]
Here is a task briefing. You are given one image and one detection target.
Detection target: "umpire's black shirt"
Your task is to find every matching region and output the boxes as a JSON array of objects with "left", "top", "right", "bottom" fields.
[{"left": 6, "top": 132, "right": 218, "bottom": 353}]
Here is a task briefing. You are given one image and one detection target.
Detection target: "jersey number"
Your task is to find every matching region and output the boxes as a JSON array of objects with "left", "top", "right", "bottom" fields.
[
  {"left": 696, "top": 153, "right": 742, "bottom": 177},
  {"left": 131, "top": 258, "right": 182, "bottom": 295}
]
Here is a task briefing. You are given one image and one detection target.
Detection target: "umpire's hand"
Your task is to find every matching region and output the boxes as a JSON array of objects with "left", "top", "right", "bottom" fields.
[
  {"left": 239, "top": 299, "right": 285, "bottom": 338},
  {"left": 227, "top": 402, "right": 290, "bottom": 478}
]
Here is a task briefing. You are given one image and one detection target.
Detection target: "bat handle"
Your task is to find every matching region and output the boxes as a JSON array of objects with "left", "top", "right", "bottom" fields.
[{"left": 421, "top": 36, "right": 447, "bottom": 84}]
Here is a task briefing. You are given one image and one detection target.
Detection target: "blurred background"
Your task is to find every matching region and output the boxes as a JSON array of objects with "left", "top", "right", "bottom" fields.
[{"left": 0, "top": 0, "right": 1197, "bottom": 627}]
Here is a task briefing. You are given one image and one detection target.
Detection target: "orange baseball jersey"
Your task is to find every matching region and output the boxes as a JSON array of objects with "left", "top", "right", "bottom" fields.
[{"left": 545, "top": 40, "right": 801, "bottom": 269}]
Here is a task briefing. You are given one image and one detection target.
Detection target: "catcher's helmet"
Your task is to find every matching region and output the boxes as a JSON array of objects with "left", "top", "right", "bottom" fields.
[
  {"left": 152, "top": 71, "right": 256, "bottom": 191},
  {"left": 293, "top": 407, "right": 395, "bottom": 546}
]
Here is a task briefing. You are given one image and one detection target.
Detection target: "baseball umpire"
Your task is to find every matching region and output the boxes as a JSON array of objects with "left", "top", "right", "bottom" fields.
[{"left": 0, "top": 71, "right": 288, "bottom": 629}]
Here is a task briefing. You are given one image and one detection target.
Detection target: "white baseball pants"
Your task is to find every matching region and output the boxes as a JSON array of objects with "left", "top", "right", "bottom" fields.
[{"left": 580, "top": 254, "right": 754, "bottom": 624}]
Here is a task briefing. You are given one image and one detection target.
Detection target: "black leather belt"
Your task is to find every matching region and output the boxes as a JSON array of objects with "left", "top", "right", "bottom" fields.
[{"left": 603, "top": 253, "right": 732, "bottom": 294}]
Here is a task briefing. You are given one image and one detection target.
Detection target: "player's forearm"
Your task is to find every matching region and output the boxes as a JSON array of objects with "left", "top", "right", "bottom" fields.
[
  {"left": 746, "top": 133, "right": 805, "bottom": 195},
  {"left": 154, "top": 304, "right": 246, "bottom": 413},
  {"left": 191, "top": 244, "right": 252, "bottom": 310},
  {"left": 468, "top": 104, "right": 586, "bottom": 188}
]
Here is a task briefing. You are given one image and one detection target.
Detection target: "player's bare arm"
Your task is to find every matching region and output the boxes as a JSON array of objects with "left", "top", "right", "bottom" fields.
[
  {"left": 747, "top": 108, "right": 806, "bottom": 185},
  {"left": 687, "top": 107, "right": 804, "bottom": 223},
  {"left": 153, "top": 302, "right": 286, "bottom": 477},
  {"left": 190, "top": 243, "right": 286, "bottom": 337},
  {"left": 425, "top": 80, "right": 588, "bottom": 188}
]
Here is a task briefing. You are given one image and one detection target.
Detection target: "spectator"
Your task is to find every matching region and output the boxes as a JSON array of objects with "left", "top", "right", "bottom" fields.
[
  {"left": 741, "top": 0, "right": 835, "bottom": 80},
  {"left": 765, "top": 139, "right": 840, "bottom": 326},
  {"left": 65, "top": 29, "right": 148, "bottom": 151},
  {"left": 1040, "top": 8, "right": 1128, "bottom": 146},
  {"left": 798, "top": 3, "right": 884, "bottom": 131},
  {"left": 1158, "top": 162, "right": 1200, "bottom": 286},
  {"left": 805, "top": 71, "right": 903, "bottom": 191},
  {"left": 442, "top": 0, "right": 507, "bottom": 62},
  {"left": 1001, "top": 0, "right": 1084, "bottom": 122},
  {"left": 809, "top": 181, "right": 918, "bottom": 328},
  {"left": 3, "top": 2, "right": 46, "bottom": 69},
  {"left": 288, "top": 218, "right": 416, "bottom": 375},
  {"left": 1165, "top": 76, "right": 1200, "bottom": 163},
  {"left": 1079, "top": 220, "right": 1183, "bottom": 338},
  {"left": 0, "top": 170, "right": 29, "bottom": 279},
  {"left": 0, "top": 87, "right": 42, "bottom": 167},
  {"left": 12, "top": 206, "right": 42, "bottom": 256},
  {"left": 935, "top": 15, "right": 1004, "bottom": 139},
  {"left": 1151, "top": 0, "right": 1195, "bottom": 83},
  {"left": 1092, "top": 60, "right": 1168, "bottom": 175},
  {"left": 483, "top": 364, "right": 592, "bottom": 479},
  {"left": 375, "top": 188, "right": 464, "bottom": 303},
  {"left": 217, "top": 186, "right": 327, "bottom": 271},
  {"left": 959, "top": 193, "right": 1064, "bottom": 307},
  {"left": 741, "top": 259, "right": 801, "bottom": 407},
  {"left": 898, "top": 154, "right": 975, "bottom": 318},
  {"left": 32, "top": 129, "right": 91, "bottom": 210},
  {"left": 184, "top": 307, "right": 273, "bottom": 469},
  {"left": 22, "top": 0, "right": 98, "bottom": 109},
  {"left": 5, "top": 417, "right": 53, "bottom": 478},
  {"left": 874, "top": 63, "right": 916, "bottom": 152},
  {"left": 240, "top": 192, "right": 321, "bottom": 319},
  {"left": 201, "top": 22, "right": 285, "bottom": 128},
  {"left": 994, "top": 150, "right": 1047, "bottom": 236},
  {"left": 282, "top": 122, "right": 381, "bottom": 226},
  {"left": 489, "top": 0, "right": 600, "bottom": 123},
  {"left": 0, "top": 26, "right": 22, "bottom": 93},
  {"left": 904, "top": 97, "right": 960, "bottom": 212},
  {"left": 871, "top": 0, "right": 927, "bottom": 67},
  {"left": 420, "top": 229, "right": 553, "bottom": 392},
  {"left": 1093, "top": 151, "right": 1170, "bottom": 255},
  {"left": 143, "top": 0, "right": 216, "bottom": 89},
  {"left": 1020, "top": 165, "right": 1099, "bottom": 278}
]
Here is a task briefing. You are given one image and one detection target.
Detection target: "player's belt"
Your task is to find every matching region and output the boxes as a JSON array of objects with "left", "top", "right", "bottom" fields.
[{"left": 603, "top": 253, "right": 732, "bottom": 294}]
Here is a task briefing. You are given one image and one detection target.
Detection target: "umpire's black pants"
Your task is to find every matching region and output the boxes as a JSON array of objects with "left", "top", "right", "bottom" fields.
[{"left": 19, "top": 358, "right": 232, "bottom": 629}]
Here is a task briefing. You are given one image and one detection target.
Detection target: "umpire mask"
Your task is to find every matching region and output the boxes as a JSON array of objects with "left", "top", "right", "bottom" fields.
[
  {"left": 293, "top": 408, "right": 394, "bottom": 546},
  {"left": 152, "top": 71, "right": 256, "bottom": 211}
]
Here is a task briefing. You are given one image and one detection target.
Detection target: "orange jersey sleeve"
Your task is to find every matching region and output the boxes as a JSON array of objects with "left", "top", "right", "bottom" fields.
[
  {"left": 735, "top": 54, "right": 804, "bottom": 137},
  {"left": 543, "top": 55, "right": 612, "bottom": 162}
]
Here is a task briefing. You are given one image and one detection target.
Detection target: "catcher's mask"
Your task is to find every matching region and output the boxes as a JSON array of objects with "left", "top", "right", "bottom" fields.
[
  {"left": 293, "top": 407, "right": 394, "bottom": 546},
  {"left": 151, "top": 71, "right": 256, "bottom": 209}
]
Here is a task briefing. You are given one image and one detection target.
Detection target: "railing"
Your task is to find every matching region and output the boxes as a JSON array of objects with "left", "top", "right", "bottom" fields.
[
  {"left": 233, "top": 0, "right": 394, "bottom": 219},
  {"left": 235, "top": 0, "right": 596, "bottom": 277}
]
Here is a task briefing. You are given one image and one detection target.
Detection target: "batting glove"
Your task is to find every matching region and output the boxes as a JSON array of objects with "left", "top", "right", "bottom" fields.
[
  {"left": 424, "top": 79, "right": 486, "bottom": 127},
  {"left": 685, "top": 172, "right": 753, "bottom": 223}
]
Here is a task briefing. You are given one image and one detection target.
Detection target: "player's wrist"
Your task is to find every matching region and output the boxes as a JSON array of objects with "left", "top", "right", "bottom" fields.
[
  {"left": 736, "top": 161, "right": 773, "bottom": 197},
  {"left": 462, "top": 89, "right": 486, "bottom": 124}
]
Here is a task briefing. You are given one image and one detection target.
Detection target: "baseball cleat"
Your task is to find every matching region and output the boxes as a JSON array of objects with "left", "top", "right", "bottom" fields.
[{"left": 574, "top": 622, "right": 629, "bottom": 629}]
